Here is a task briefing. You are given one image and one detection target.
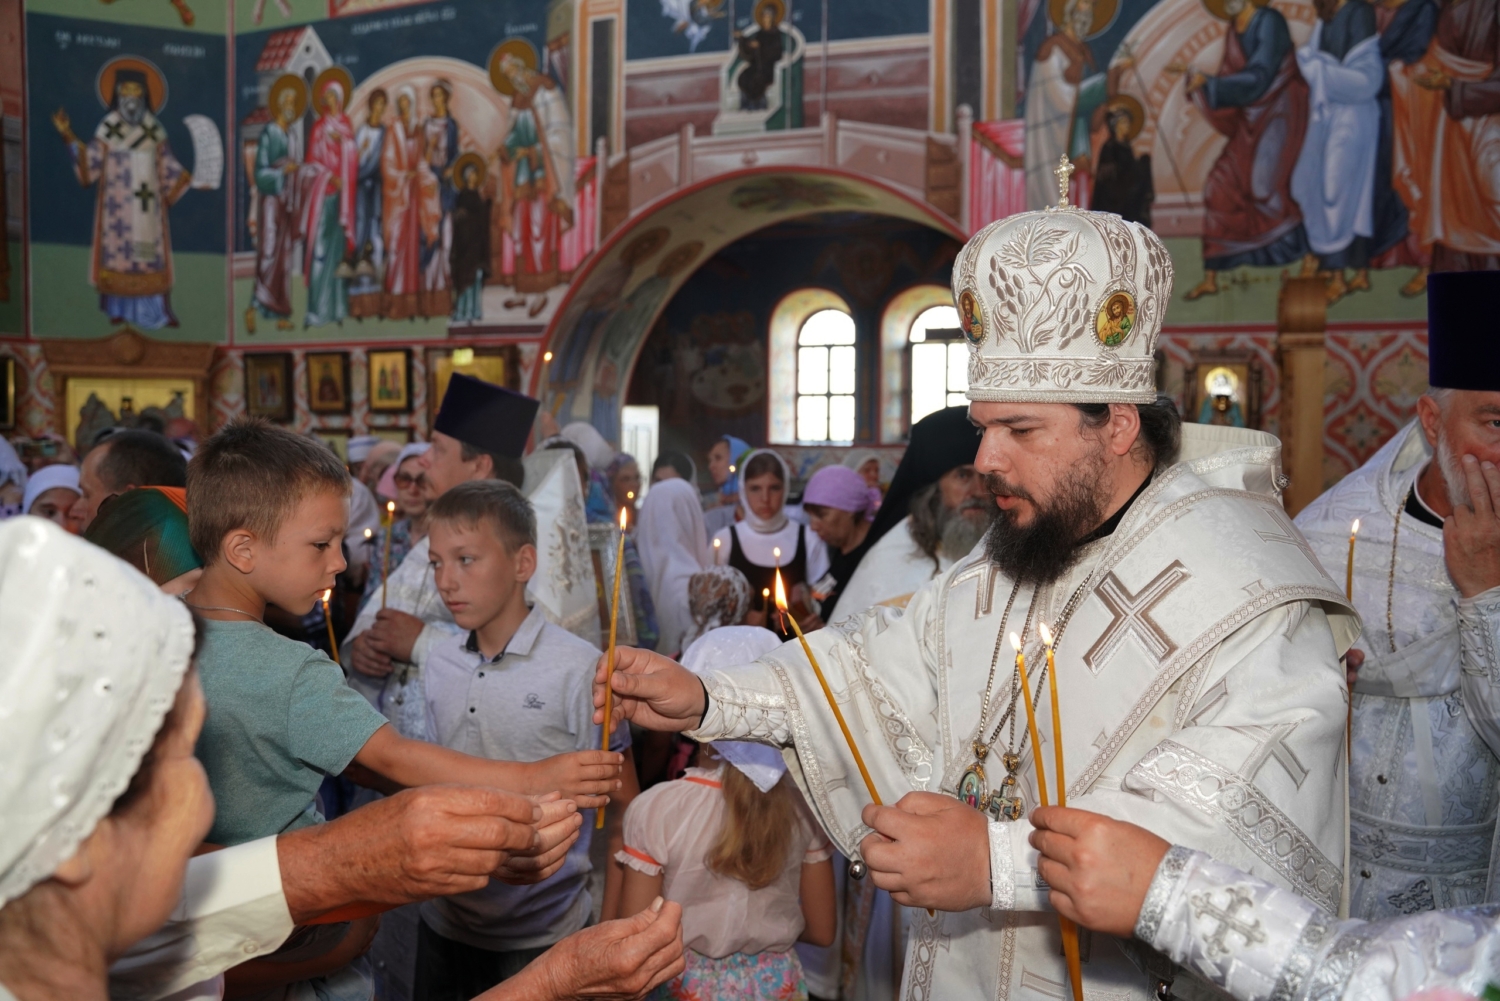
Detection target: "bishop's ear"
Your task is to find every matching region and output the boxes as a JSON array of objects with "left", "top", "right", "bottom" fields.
[{"left": 1106, "top": 402, "right": 1144, "bottom": 459}]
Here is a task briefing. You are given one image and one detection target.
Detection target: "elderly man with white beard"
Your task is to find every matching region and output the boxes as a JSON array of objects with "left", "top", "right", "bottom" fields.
[
  {"left": 1295, "top": 269, "right": 1500, "bottom": 922},
  {"left": 594, "top": 164, "right": 1358, "bottom": 1001}
]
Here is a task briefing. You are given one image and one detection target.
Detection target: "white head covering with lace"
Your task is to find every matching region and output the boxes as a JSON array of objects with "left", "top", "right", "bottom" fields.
[
  {"left": 0, "top": 517, "right": 196, "bottom": 907},
  {"left": 680, "top": 625, "right": 787, "bottom": 792},
  {"left": 953, "top": 159, "right": 1173, "bottom": 404}
]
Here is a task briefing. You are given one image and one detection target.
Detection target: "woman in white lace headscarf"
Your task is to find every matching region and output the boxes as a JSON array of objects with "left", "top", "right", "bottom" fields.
[
  {"left": 0, "top": 516, "right": 206, "bottom": 999},
  {"left": 634, "top": 477, "right": 711, "bottom": 657},
  {"left": 680, "top": 565, "right": 753, "bottom": 651}
]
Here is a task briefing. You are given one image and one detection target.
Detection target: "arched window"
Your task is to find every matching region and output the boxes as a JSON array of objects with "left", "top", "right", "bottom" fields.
[
  {"left": 797, "top": 308, "right": 857, "bottom": 442},
  {"left": 768, "top": 289, "right": 856, "bottom": 444},
  {"left": 909, "top": 304, "right": 967, "bottom": 425}
]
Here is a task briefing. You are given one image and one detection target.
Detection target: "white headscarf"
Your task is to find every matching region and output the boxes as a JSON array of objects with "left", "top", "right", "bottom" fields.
[
  {"left": 22, "top": 464, "right": 80, "bottom": 514},
  {"left": 680, "top": 626, "right": 787, "bottom": 791},
  {"left": 561, "top": 422, "right": 616, "bottom": 471},
  {"left": 0, "top": 437, "right": 26, "bottom": 493},
  {"left": 635, "top": 478, "right": 711, "bottom": 656},
  {"left": 0, "top": 517, "right": 196, "bottom": 907},
  {"left": 737, "top": 448, "right": 792, "bottom": 534}
]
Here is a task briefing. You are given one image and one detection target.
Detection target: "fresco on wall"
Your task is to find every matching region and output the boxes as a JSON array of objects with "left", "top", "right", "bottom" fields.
[
  {"left": 1, "top": 0, "right": 20, "bottom": 327},
  {"left": 233, "top": 0, "right": 595, "bottom": 340},
  {"left": 1011, "top": 0, "right": 1497, "bottom": 315},
  {"left": 624, "top": 0, "right": 927, "bottom": 60},
  {"left": 26, "top": 14, "right": 227, "bottom": 339}
]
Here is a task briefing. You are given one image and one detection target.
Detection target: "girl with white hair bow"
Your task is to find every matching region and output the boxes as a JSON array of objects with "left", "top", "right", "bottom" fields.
[{"left": 614, "top": 626, "right": 836, "bottom": 1001}]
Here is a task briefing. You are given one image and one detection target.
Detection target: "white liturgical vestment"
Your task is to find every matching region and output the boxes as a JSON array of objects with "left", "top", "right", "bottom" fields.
[
  {"left": 1296, "top": 420, "right": 1500, "bottom": 919},
  {"left": 833, "top": 516, "right": 955, "bottom": 624},
  {"left": 687, "top": 425, "right": 1358, "bottom": 1000},
  {"left": 1137, "top": 846, "right": 1500, "bottom": 1001}
]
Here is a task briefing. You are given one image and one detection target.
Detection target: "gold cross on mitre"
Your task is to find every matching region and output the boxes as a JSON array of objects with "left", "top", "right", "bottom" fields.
[{"left": 1055, "top": 155, "right": 1076, "bottom": 209}]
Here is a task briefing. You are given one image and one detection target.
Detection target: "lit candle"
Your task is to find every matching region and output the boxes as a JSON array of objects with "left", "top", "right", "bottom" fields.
[
  {"left": 1346, "top": 519, "right": 1360, "bottom": 600},
  {"left": 777, "top": 570, "right": 880, "bottom": 806},
  {"left": 380, "top": 500, "right": 396, "bottom": 608},
  {"left": 1038, "top": 621, "right": 1084, "bottom": 1001},
  {"left": 598, "top": 506, "right": 628, "bottom": 830},
  {"left": 1010, "top": 632, "right": 1049, "bottom": 807},
  {"left": 322, "top": 589, "right": 340, "bottom": 664},
  {"left": 713, "top": 537, "right": 722, "bottom": 554}
]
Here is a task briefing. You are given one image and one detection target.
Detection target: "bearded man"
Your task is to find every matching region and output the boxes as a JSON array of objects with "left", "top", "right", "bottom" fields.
[
  {"left": 596, "top": 180, "right": 1357, "bottom": 999},
  {"left": 835, "top": 405, "right": 991, "bottom": 621},
  {"left": 1295, "top": 269, "right": 1500, "bottom": 921}
]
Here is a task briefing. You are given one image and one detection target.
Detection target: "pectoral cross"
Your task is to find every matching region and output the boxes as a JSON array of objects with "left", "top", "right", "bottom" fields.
[
  {"left": 133, "top": 182, "right": 157, "bottom": 212},
  {"left": 1190, "top": 887, "right": 1266, "bottom": 959},
  {"left": 104, "top": 120, "right": 127, "bottom": 141},
  {"left": 1055, "top": 155, "right": 1075, "bottom": 208}
]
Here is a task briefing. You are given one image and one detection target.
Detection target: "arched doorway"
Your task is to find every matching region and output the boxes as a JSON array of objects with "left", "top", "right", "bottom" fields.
[{"left": 537, "top": 168, "right": 964, "bottom": 445}]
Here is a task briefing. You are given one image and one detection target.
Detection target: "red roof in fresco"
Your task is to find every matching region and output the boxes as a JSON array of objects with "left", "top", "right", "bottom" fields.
[{"left": 255, "top": 28, "right": 307, "bottom": 72}]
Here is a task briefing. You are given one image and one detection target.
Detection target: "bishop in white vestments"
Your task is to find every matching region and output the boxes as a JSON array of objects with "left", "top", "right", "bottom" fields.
[
  {"left": 597, "top": 170, "right": 1357, "bottom": 1000},
  {"left": 1296, "top": 269, "right": 1500, "bottom": 920}
]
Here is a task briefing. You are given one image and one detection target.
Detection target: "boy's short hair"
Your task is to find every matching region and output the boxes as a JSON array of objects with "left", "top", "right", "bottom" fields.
[
  {"left": 429, "top": 480, "right": 536, "bottom": 552},
  {"left": 187, "top": 418, "right": 351, "bottom": 562}
]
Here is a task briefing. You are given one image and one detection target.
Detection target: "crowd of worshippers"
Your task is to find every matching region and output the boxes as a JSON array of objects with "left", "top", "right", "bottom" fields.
[
  {"left": 2, "top": 274, "right": 1499, "bottom": 1000},
  {"left": 0, "top": 366, "right": 998, "bottom": 1001}
]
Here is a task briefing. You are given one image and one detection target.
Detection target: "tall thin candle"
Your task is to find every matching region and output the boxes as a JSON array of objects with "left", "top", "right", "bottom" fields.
[
  {"left": 598, "top": 506, "right": 628, "bottom": 830},
  {"left": 776, "top": 571, "right": 879, "bottom": 805},
  {"left": 1009, "top": 632, "right": 1048, "bottom": 807},
  {"left": 1345, "top": 519, "right": 1360, "bottom": 600},
  {"left": 380, "top": 500, "right": 396, "bottom": 608},
  {"left": 1038, "top": 621, "right": 1083, "bottom": 1001},
  {"left": 322, "top": 589, "right": 340, "bottom": 664}
]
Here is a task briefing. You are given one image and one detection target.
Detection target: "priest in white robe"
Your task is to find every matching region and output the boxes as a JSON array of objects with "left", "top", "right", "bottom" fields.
[
  {"left": 1295, "top": 268, "right": 1500, "bottom": 920},
  {"left": 596, "top": 173, "right": 1357, "bottom": 1000},
  {"left": 835, "top": 405, "right": 989, "bottom": 623}
]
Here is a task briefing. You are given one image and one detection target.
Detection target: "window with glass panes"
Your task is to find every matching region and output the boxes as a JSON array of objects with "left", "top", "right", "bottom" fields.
[
  {"left": 909, "top": 305, "right": 968, "bottom": 425},
  {"left": 796, "top": 309, "right": 857, "bottom": 442}
]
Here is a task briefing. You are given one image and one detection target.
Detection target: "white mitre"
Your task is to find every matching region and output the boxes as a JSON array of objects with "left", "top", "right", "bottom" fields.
[{"left": 953, "top": 158, "right": 1173, "bottom": 404}]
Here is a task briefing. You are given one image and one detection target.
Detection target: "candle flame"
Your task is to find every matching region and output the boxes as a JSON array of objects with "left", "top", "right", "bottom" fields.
[
  {"left": 773, "top": 546, "right": 782, "bottom": 561},
  {"left": 762, "top": 587, "right": 770, "bottom": 599},
  {"left": 386, "top": 500, "right": 396, "bottom": 514},
  {"left": 1038, "top": 621, "right": 1055, "bottom": 647},
  {"left": 363, "top": 528, "right": 372, "bottom": 539},
  {"left": 543, "top": 350, "right": 553, "bottom": 363},
  {"left": 729, "top": 464, "right": 736, "bottom": 473},
  {"left": 713, "top": 537, "right": 722, "bottom": 548},
  {"left": 619, "top": 506, "right": 629, "bottom": 530},
  {"left": 773, "top": 570, "right": 788, "bottom": 611},
  {"left": 322, "top": 589, "right": 332, "bottom": 602},
  {"left": 1009, "top": 631, "right": 1022, "bottom": 654},
  {"left": 627, "top": 491, "right": 636, "bottom": 501},
  {"left": 1351, "top": 518, "right": 1361, "bottom": 535}
]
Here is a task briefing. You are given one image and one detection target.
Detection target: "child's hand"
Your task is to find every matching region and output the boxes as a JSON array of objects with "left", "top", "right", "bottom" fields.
[
  {"left": 529, "top": 750, "right": 623, "bottom": 808},
  {"left": 496, "top": 794, "right": 584, "bottom": 885}
]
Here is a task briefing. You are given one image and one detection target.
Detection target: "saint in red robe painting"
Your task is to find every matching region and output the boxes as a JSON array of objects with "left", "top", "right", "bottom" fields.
[
  {"left": 381, "top": 85, "right": 442, "bottom": 320},
  {"left": 300, "top": 71, "right": 358, "bottom": 327},
  {"left": 1184, "top": 0, "right": 1310, "bottom": 299}
]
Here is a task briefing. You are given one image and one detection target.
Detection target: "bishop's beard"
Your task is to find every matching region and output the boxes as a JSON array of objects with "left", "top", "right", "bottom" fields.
[{"left": 983, "top": 449, "right": 1109, "bottom": 586}]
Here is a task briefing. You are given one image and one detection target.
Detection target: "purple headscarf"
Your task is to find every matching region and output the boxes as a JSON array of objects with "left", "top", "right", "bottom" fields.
[{"left": 803, "top": 464, "right": 881, "bottom": 522}]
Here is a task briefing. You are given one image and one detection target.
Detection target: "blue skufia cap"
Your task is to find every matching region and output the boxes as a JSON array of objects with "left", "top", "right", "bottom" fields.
[
  {"left": 1427, "top": 271, "right": 1500, "bottom": 392},
  {"left": 433, "top": 373, "right": 540, "bottom": 458}
]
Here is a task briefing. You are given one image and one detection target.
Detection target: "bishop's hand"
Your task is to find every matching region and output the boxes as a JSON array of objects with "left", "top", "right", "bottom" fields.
[
  {"left": 859, "top": 793, "right": 992, "bottom": 912},
  {"left": 593, "top": 646, "right": 707, "bottom": 732},
  {"left": 1028, "top": 806, "right": 1169, "bottom": 938}
]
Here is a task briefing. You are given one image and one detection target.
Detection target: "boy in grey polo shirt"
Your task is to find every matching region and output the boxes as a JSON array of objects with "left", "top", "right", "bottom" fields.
[{"left": 414, "top": 481, "right": 639, "bottom": 1000}]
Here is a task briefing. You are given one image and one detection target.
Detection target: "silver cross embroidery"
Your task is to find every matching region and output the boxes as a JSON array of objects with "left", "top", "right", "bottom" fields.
[
  {"left": 1255, "top": 509, "right": 1329, "bottom": 578},
  {"left": 1190, "top": 887, "right": 1266, "bottom": 959},
  {"left": 1231, "top": 720, "right": 1310, "bottom": 788},
  {"left": 1055, "top": 155, "right": 1075, "bottom": 208},
  {"left": 1084, "top": 561, "right": 1191, "bottom": 673}
]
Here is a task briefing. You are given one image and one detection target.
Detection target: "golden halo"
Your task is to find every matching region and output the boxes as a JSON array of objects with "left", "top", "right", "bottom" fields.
[
  {"left": 453, "top": 151, "right": 488, "bottom": 189},
  {"left": 620, "top": 226, "right": 670, "bottom": 267},
  {"left": 1046, "top": 0, "right": 1118, "bottom": 38},
  {"left": 96, "top": 56, "right": 168, "bottom": 113},
  {"left": 1102, "top": 95, "right": 1145, "bottom": 142},
  {"left": 313, "top": 66, "right": 353, "bottom": 111},
  {"left": 753, "top": 0, "right": 787, "bottom": 26},
  {"left": 1200, "top": 0, "right": 1269, "bottom": 19},
  {"left": 489, "top": 38, "right": 540, "bottom": 97},
  {"left": 656, "top": 241, "right": 705, "bottom": 279},
  {"left": 1204, "top": 365, "right": 1240, "bottom": 397},
  {"left": 268, "top": 74, "right": 309, "bottom": 121},
  {"left": 1093, "top": 289, "right": 1137, "bottom": 348}
]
